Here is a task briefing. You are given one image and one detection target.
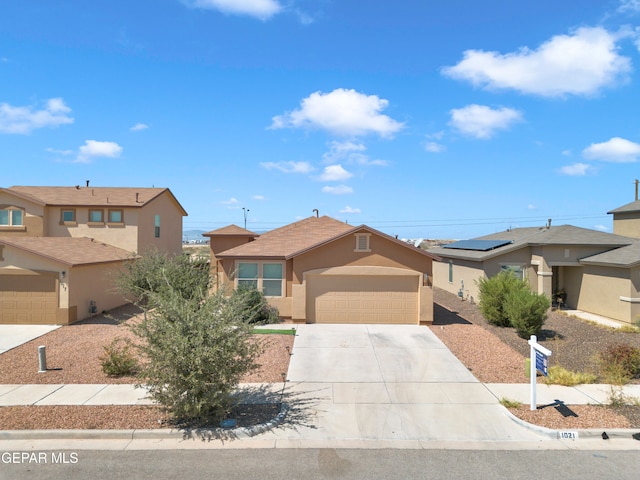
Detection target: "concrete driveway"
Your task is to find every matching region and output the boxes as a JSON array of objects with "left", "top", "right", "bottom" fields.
[
  {"left": 261, "top": 324, "right": 548, "bottom": 445},
  {"left": 0, "top": 325, "right": 61, "bottom": 354}
]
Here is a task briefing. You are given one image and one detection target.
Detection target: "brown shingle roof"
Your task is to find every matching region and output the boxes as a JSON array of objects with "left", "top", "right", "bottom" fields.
[
  {"left": 5, "top": 186, "right": 187, "bottom": 214},
  {"left": 203, "top": 224, "right": 258, "bottom": 237},
  {"left": 217, "top": 216, "right": 354, "bottom": 258},
  {"left": 0, "top": 236, "right": 133, "bottom": 266}
]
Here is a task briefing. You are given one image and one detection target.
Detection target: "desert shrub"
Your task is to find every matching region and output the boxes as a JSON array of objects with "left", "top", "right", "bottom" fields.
[
  {"left": 100, "top": 338, "right": 139, "bottom": 377},
  {"left": 230, "top": 286, "right": 280, "bottom": 325},
  {"left": 503, "top": 287, "right": 550, "bottom": 339},
  {"left": 544, "top": 366, "right": 597, "bottom": 386},
  {"left": 476, "top": 271, "right": 529, "bottom": 327},
  {"left": 598, "top": 343, "right": 640, "bottom": 385}
]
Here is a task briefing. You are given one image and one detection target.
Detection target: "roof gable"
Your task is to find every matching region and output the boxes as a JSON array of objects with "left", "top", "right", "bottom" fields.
[
  {"left": 216, "top": 216, "right": 438, "bottom": 260},
  {"left": 217, "top": 216, "right": 353, "bottom": 258},
  {"left": 203, "top": 224, "right": 258, "bottom": 237}
]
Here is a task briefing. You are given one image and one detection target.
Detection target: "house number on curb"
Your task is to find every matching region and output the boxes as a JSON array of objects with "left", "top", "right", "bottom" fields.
[{"left": 558, "top": 431, "right": 578, "bottom": 441}]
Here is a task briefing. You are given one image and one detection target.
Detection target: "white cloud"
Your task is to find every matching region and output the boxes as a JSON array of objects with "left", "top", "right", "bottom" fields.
[
  {"left": 449, "top": 104, "right": 522, "bottom": 139},
  {"left": 618, "top": 0, "right": 640, "bottom": 13},
  {"left": 271, "top": 88, "right": 404, "bottom": 138},
  {"left": 260, "top": 160, "right": 314, "bottom": 174},
  {"left": 130, "top": 123, "right": 149, "bottom": 131},
  {"left": 185, "top": 0, "right": 282, "bottom": 20},
  {"left": 442, "top": 27, "right": 631, "bottom": 97},
  {"left": 322, "top": 141, "right": 387, "bottom": 166},
  {"left": 252, "top": 195, "right": 265, "bottom": 200},
  {"left": 582, "top": 137, "right": 640, "bottom": 162},
  {"left": 425, "top": 141, "right": 446, "bottom": 153},
  {"left": 339, "top": 206, "right": 361, "bottom": 214},
  {"left": 562, "top": 149, "right": 572, "bottom": 156},
  {"left": 322, "top": 141, "right": 365, "bottom": 163},
  {"left": 76, "top": 140, "right": 123, "bottom": 163},
  {"left": 318, "top": 164, "right": 353, "bottom": 182},
  {"left": 560, "top": 163, "right": 592, "bottom": 176},
  {"left": 527, "top": 204, "right": 536, "bottom": 210},
  {"left": 46, "top": 147, "right": 74, "bottom": 156},
  {"left": 322, "top": 185, "right": 353, "bottom": 195},
  {"left": 220, "top": 197, "right": 239, "bottom": 205},
  {"left": 593, "top": 224, "right": 609, "bottom": 232},
  {"left": 0, "top": 98, "right": 74, "bottom": 134}
]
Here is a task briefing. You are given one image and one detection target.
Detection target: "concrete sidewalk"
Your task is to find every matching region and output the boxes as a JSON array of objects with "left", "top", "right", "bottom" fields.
[{"left": 1, "top": 382, "right": 638, "bottom": 407}]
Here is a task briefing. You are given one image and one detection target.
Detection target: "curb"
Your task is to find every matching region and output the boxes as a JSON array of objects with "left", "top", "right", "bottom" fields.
[
  {"left": 503, "top": 408, "right": 640, "bottom": 441},
  {"left": 0, "top": 403, "right": 288, "bottom": 441}
]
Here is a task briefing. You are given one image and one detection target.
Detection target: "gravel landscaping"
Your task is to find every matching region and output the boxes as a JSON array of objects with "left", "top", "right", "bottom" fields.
[{"left": 1, "top": 292, "right": 639, "bottom": 431}]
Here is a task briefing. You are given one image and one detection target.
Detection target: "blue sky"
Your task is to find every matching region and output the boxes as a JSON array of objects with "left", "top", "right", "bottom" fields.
[{"left": 3, "top": 1, "right": 640, "bottom": 239}]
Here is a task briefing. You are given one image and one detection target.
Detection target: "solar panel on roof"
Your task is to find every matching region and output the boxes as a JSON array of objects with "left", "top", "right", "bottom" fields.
[{"left": 443, "top": 239, "right": 512, "bottom": 251}]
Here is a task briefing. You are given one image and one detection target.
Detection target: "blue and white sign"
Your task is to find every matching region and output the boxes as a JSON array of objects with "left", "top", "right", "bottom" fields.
[
  {"left": 535, "top": 349, "right": 549, "bottom": 376},
  {"left": 528, "top": 335, "right": 552, "bottom": 411}
]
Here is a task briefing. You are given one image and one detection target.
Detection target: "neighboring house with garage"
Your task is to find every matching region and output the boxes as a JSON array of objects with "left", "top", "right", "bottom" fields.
[
  {"left": 429, "top": 199, "right": 640, "bottom": 325},
  {"left": 0, "top": 185, "right": 187, "bottom": 324},
  {"left": 204, "top": 215, "right": 438, "bottom": 325}
]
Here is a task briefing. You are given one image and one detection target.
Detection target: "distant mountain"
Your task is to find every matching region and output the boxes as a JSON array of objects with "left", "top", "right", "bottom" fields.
[{"left": 182, "top": 229, "right": 207, "bottom": 242}]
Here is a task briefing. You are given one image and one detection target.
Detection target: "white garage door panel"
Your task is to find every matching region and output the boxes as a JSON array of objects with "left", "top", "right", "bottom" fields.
[{"left": 309, "top": 274, "right": 418, "bottom": 324}]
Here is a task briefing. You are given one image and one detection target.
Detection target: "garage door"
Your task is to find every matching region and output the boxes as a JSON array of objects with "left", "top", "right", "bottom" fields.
[
  {"left": 0, "top": 274, "right": 58, "bottom": 324},
  {"left": 307, "top": 274, "right": 418, "bottom": 324}
]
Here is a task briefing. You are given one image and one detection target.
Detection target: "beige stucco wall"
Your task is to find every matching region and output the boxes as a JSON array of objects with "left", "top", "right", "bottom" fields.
[
  {"left": 46, "top": 206, "right": 140, "bottom": 252},
  {"left": 43, "top": 192, "right": 183, "bottom": 255},
  {"left": 291, "top": 231, "right": 433, "bottom": 284},
  {"left": 612, "top": 213, "right": 640, "bottom": 238},
  {"left": 0, "top": 191, "right": 45, "bottom": 237},
  {"left": 433, "top": 258, "right": 486, "bottom": 301},
  {"left": 137, "top": 194, "right": 184, "bottom": 255},
  {"left": 577, "top": 265, "right": 632, "bottom": 324},
  {"left": 67, "top": 262, "right": 128, "bottom": 322}
]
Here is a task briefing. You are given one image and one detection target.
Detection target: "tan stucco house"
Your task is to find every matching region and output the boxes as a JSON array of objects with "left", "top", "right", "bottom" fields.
[
  {"left": 204, "top": 215, "right": 438, "bottom": 325},
  {"left": 430, "top": 199, "right": 640, "bottom": 325},
  {"left": 0, "top": 185, "right": 187, "bottom": 324}
]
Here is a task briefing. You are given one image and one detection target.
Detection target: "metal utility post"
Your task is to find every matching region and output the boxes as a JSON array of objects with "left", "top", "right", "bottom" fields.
[{"left": 38, "top": 346, "right": 47, "bottom": 373}]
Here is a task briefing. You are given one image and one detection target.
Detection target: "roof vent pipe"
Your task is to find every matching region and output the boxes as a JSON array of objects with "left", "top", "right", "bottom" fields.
[
  {"left": 136, "top": 192, "right": 139, "bottom": 203},
  {"left": 312, "top": 209, "right": 319, "bottom": 218},
  {"left": 547, "top": 218, "right": 552, "bottom": 229},
  {"left": 86, "top": 180, "right": 90, "bottom": 187}
]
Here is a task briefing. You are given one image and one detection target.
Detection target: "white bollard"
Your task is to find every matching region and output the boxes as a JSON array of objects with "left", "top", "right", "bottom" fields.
[{"left": 38, "top": 345, "right": 47, "bottom": 373}]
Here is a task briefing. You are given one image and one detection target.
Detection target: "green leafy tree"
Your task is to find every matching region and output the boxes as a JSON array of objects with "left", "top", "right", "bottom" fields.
[
  {"left": 476, "top": 271, "right": 529, "bottom": 327},
  {"left": 503, "top": 288, "right": 550, "bottom": 339},
  {"left": 115, "top": 248, "right": 210, "bottom": 305},
  {"left": 131, "top": 287, "right": 262, "bottom": 422},
  {"left": 116, "top": 249, "right": 263, "bottom": 423}
]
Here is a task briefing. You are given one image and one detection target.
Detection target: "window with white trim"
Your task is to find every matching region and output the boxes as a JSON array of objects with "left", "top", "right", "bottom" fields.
[
  {"left": 236, "top": 262, "right": 284, "bottom": 297},
  {"left": 0, "top": 207, "right": 23, "bottom": 226},
  {"left": 354, "top": 233, "right": 371, "bottom": 252}
]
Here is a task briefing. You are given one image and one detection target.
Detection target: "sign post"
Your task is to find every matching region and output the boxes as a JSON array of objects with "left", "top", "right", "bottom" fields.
[{"left": 528, "top": 335, "right": 551, "bottom": 411}]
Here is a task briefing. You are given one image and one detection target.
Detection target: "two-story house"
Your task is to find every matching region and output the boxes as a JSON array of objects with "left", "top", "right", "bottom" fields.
[{"left": 0, "top": 185, "right": 187, "bottom": 325}]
